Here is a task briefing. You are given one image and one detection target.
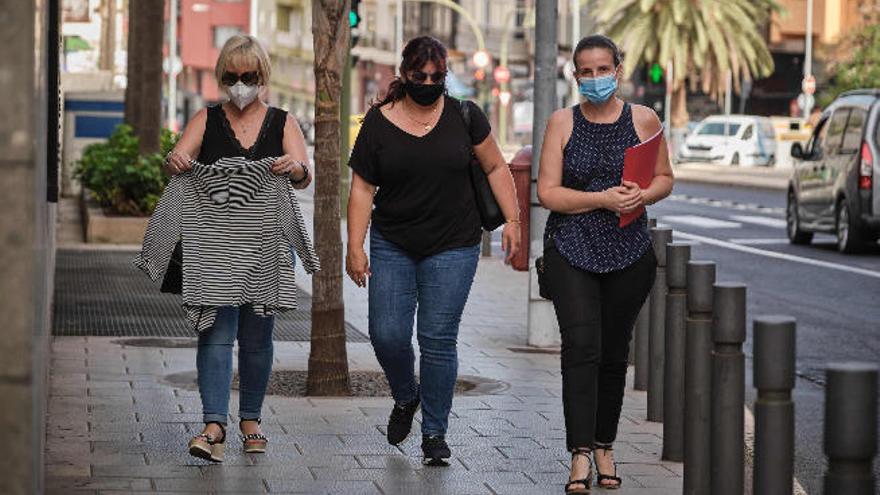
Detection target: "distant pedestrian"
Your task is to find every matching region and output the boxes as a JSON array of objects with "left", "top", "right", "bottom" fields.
[
  {"left": 536, "top": 35, "right": 674, "bottom": 493},
  {"left": 345, "top": 36, "right": 521, "bottom": 466},
  {"left": 160, "top": 34, "right": 316, "bottom": 462}
]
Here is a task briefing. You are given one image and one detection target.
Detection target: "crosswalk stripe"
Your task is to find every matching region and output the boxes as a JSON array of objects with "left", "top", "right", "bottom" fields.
[
  {"left": 728, "top": 215, "right": 788, "bottom": 229},
  {"left": 661, "top": 215, "right": 742, "bottom": 229}
]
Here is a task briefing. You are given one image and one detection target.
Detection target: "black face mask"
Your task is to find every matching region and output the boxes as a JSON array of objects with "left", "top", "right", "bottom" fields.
[{"left": 404, "top": 80, "right": 445, "bottom": 106}]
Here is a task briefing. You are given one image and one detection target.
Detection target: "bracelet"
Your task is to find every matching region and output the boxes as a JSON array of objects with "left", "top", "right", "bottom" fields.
[
  {"left": 290, "top": 161, "right": 309, "bottom": 184},
  {"left": 505, "top": 219, "right": 521, "bottom": 224}
]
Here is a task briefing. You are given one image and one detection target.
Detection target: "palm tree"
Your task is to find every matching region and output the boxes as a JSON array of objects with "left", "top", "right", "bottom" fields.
[
  {"left": 596, "top": 0, "right": 780, "bottom": 128},
  {"left": 308, "top": 0, "right": 351, "bottom": 396},
  {"left": 123, "top": 0, "right": 164, "bottom": 154}
]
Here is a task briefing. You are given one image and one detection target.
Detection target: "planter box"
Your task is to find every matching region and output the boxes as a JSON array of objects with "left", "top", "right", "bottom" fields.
[{"left": 80, "top": 191, "right": 149, "bottom": 244}]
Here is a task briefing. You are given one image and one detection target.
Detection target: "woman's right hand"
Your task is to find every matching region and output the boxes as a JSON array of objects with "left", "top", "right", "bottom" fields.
[
  {"left": 163, "top": 150, "right": 193, "bottom": 176},
  {"left": 345, "top": 246, "right": 371, "bottom": 288},
  {"left": 602, "top": 185, "right": 641, "bottom": 214}
]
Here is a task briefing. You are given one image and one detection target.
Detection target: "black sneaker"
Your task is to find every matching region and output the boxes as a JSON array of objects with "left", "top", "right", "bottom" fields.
[
  {"left": 421, "top": 435, "right": 451, "bottom": 466},
  {"left": 386, "top": 397, "right": 420, "bottom": 445}
]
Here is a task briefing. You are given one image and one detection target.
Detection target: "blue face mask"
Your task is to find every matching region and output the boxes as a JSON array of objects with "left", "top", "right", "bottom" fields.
[{"left": 578, "top": 74, "right": 618, "bottom": 103}]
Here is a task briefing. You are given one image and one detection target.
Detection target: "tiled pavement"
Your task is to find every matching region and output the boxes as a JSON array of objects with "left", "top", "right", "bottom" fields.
[{"left": 46, "top": 195, "right": 683, "bottom": 494}]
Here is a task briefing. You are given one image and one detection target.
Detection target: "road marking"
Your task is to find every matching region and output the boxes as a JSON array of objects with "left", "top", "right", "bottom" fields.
[
  {"left": 729, "top": 238, "right": 792, "bottom": 245},
  {"left": 676, "top": 231, "right": 880, "bottom": 280},
  {"left": 729, "top": 215, "right": 788, "bottom": 229},
  {"left": 662, "top": 215, "right": 743, "bottom": 229}
]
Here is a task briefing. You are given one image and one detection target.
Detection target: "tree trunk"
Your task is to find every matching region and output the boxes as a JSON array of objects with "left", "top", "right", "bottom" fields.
[
  {"left": 308, "top": 0, "right": 351, "bottom": 396},
  {"left": 123, "top": 0, "right": 143, "bottom": 133},
  {"left": 98, "top": 0, "right": 115, "bottom": 71},
  {"left": 671, "top": 83, "right": 689, "bottom": 129},
  {"left": 124, "top": 0, "right": 163, "bottom": 154},
  {"left": 137, "top": 0, "right": 164, "bottom": 154}
]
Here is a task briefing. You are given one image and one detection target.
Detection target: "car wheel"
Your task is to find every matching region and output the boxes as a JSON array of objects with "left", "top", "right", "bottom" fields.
[
  {"left": 836, "top": 199, "right": 864, "bottom": 253},
  {"left": 787, "top": 192, "right": 813, "bottom": 245},
  {"left": 730, "top": 152, "right": 740, "bottom": 166}
]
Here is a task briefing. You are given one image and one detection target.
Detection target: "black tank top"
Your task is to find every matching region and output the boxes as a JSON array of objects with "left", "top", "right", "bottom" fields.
[{"left": 197, "top": 104, "right": 287, "bottom": 164}]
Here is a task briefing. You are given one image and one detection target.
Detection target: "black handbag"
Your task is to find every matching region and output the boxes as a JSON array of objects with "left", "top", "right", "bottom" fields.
[
  {"left": 457, "top": 100, "right": 505, "bottom": 231},
  {"left": 535, "top": 255, "right": 551, "bottom": 300},
  {"left": 160, "top": 240, "right": 183, "bottom": 294}
]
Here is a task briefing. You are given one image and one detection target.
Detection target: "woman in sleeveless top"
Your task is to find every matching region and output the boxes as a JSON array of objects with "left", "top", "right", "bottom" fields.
[
  {"left": 537, "top": 35, "right": 674, "bottom": 493},
  {"left": 163, "top": 35, "right": 312, "bottom": 462}
]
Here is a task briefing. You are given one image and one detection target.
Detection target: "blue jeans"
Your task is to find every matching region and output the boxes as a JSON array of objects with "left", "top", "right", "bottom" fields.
[
  {"left": 197, "top": 304, "right": 275, "bottom": 425},
  {"left": 368, "top": 229, "right": 480, "bottom": 436}
]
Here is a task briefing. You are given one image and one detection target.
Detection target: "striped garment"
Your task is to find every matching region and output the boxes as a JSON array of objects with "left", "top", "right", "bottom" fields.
[{"left": 134, "top": 156, "right": 320, "bottom": 332}]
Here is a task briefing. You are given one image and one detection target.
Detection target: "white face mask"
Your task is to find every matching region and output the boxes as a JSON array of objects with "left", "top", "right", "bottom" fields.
[{"left": 226, "top": 82, "right": 261, "bottom": 110}]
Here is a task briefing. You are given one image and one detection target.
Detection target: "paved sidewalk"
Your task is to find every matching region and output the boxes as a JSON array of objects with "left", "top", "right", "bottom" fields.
[{"left": 45, "top": 194, "right": 684, "bottom": 494}]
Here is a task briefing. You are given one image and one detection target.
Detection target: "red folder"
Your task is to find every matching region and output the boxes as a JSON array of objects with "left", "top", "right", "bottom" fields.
[{"left": 619, "top": 129, "right": 663, "bottom": 227}]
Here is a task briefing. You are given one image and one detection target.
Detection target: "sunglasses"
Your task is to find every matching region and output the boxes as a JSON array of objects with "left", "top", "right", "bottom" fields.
[
  {"left": 221, "top": 71, "right": 260, "bottom": 87},
  {"left": 409, "top": 70, "right": 447, "bottom": 84}
]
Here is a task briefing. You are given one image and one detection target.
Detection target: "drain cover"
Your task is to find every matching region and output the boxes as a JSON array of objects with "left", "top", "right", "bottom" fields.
[
  {"left": 162, "top": 370, "right": 508, "bottom": 397},
  {"left": 53, "top": 249, "right": 368, "bottom": 343}
]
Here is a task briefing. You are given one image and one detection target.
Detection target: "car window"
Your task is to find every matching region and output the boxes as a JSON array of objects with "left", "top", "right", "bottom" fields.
[
  {"left": 806, "top": 118, "right": 828, "bottom": 159},
  {"left": 823, "top": 109, "right": 850, "bottom": 156},
  {"left": 697, "top": 122, "right": 741, "bottom": 136},
  {"left": 841, "top": 108, "right": 866, "bottom": 154},
  {"left": 741, "top": 125, "right": 754, "bottom": 140}
]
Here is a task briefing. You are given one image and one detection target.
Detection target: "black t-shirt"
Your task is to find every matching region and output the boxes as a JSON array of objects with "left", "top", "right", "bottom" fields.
[{"left": 348, "top": 96, "right": 492, "bottom": 258}]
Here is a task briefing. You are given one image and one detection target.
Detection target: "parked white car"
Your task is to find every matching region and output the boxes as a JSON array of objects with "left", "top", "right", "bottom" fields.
[{"left": 677, "top": 115, "right": 777, "bottom": 166}]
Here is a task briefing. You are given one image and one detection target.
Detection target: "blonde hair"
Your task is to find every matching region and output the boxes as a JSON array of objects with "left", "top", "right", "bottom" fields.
[{"left": 214, "top": 34, "right": 271, "bottom": 85}]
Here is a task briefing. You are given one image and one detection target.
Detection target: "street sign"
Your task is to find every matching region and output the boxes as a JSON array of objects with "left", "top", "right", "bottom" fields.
[
  {"left": 797, "top": 92, "right": 815, "bottom": 111},
  {"left": 802, "top": 74, "right": 816, "bottom": 95},
  {"left": 493, "top": 66, "right": 510, "bottom": 84}
]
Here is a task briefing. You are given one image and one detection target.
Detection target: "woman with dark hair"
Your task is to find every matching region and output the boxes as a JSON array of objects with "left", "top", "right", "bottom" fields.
[
  {"left": 345, "top": 36, "right": 521, "bottom": 466},
  {"left": 537, "top": 35, "right": 673, "bottom": 493}
]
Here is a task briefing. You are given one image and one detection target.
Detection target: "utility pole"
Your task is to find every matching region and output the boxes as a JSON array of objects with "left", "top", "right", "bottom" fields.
[
  {"left": 570, "top": 0, "right": 579, "bottom": 106},
  {"left": 802, "top": 0, "right": 814, "bottom": 118},
  {"left": 168, "top": 0, "right": 178, "bottom": 130},
  {"left": 396, "top": 0, "right": 403, "bottom": 65},
  {"left": 528, "top": 0, "right": 559, "bottom": 347}
]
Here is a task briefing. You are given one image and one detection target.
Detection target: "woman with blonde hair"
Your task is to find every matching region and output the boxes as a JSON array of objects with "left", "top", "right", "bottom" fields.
[{"left": 162, "top": 34, "right": 313, "bottom": 461}]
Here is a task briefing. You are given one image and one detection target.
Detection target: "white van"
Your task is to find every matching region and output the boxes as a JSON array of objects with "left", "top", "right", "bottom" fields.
[{"left": 677, "top": 115, "right": 777, "bottom": 167}]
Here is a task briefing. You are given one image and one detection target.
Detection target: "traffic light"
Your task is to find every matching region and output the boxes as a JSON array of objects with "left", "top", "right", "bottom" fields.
[
  {"left": 350, "top": 0, "right": 361, "bottom": 47},
  {"left": 648, "top": 62, "right": 664, "bottom": 85}
]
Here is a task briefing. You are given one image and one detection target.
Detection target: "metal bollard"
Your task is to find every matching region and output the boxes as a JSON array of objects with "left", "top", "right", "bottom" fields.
[
  {"left": 647, "top": 227, "right": 672, "bottom": 422},
  {"left": 633, "top": 218, "right": 657, "bottom": 389},
  {"left": 753, "top": 316, "right": 796, "bottom": 495},
  {"left": 824, "top": 362, "right": 878, "bottom": 495},
  {"left": 710, "top": 282, "right": 746, "bottom": 495},
  {"left": 662, "top": 242, "right": 691, "bottom": 462},
  {"left": 683, "top": 261, "right": 716, "bottom": 495}
]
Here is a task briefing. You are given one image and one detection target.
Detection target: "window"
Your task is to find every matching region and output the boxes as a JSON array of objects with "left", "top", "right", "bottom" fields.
[
  {"left": 277, "top": 6, "right": 292, "bottom": 32},
  {"left": 841, "top": 109, "right": 866, "bottom": 154},
  {"left": 213, "top": 25, "right": 243, "bottom": 49},
  {"left": 806, "top": 119, "right": 828, "bottom": 159},
  {"left": 823, "top": 109, "right": 850, "bottom": 155},
  {"left": 697, "top": 122, "right": 741, "bottom": 136},
  {"left": 741, "top": 125, "right": 754, "bottom": 141}
]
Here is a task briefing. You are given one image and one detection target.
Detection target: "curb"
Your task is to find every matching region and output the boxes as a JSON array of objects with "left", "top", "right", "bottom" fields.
[{"left": 673, "top": 164, "right": 790, "bottom": 191}]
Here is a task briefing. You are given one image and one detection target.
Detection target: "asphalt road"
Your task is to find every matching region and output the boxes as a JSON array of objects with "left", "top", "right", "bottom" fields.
[{"left": 492, "top": 181, "right": 879, "bottom": 494}]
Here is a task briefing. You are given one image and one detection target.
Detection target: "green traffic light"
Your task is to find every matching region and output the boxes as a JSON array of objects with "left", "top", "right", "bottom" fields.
[
  {"left": 349, "top": 10, "right": 358, "bottom": 28},
  {"left": 649, "top": 63, "right": 663, "bottom": 84}
]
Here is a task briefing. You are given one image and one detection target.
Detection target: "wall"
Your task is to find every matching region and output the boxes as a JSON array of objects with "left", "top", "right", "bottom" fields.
[{"left": 0, "top": 0, "right": 56, "bottom": 494}]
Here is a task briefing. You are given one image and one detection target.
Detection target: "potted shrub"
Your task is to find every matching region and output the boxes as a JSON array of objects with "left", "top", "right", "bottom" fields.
[{"left": 75, "top": 124, "right": 178, "bottom": 243}]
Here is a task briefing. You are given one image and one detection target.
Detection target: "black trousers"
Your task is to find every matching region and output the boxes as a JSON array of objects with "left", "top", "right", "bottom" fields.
[{"left": 544, "top": 245, "right": 656, "bottom": 451}]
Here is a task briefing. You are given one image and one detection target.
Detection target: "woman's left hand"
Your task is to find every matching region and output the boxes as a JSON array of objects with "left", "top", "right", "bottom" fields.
[
  {"left": 619, "top": 180, "right": 647, "bottom": 214},
  {"left": 501, "top": 222, "right": 521, "bottom": 265},
  {"left": 271, "top": 154, "right": 306, "bottom": 180}
]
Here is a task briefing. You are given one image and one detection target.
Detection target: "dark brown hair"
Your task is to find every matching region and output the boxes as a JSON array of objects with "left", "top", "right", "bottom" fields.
[
  {"left": 573, "top": 35, "right": 622, "bottom": 71},
  {"left": 372, "top": 36, "right": 448, "bottom": 109}
]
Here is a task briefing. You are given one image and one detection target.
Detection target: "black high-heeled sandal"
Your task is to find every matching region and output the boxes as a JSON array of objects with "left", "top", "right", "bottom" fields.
[
  {"left": 565, "top": 448, "right": 593, "bottom": 494},
  {"left": 594, "top": 446, "right": 622, "bottom": 489},
  {"left": 240, "top": 418, "right": 268, "bottom": 454},
  {"left": 188, "top": 422, "right": 226, "bottom": 462}
]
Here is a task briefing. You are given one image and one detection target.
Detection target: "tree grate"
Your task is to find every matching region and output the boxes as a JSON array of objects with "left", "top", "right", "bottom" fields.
[{"left": 52, "top": 249, "right": 369, "bottom": 342}]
